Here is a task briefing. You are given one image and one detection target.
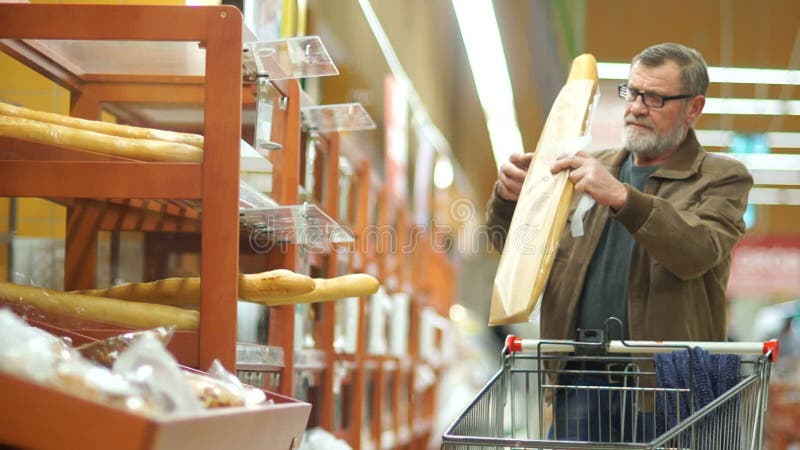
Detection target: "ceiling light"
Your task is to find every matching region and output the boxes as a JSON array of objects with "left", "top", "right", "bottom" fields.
[
  {"left": 696, "top": 130, "right": 800, "bottom": 149},
  {"left": 358, "top": 0, "right": 476, "bottom": 200},
  {"left": 703, "top": 98, "right": 800, "bottom": 115},
  {"left": 452, "top": 0, "right": 524, "bottom": 169},
  {"left": 704, "top": 151, "right": 800, "bottom": 186},
  {"left": 748, "top": 169, "right": 800, "bottom": 186},
  {"left": 434, "top": 156, "right": 455, "bottom": 189},
  {"left": 714, "top": 153, "right": 800, "bottom": 171},
  {"left": 748, "top": 187, "right": 800, "bottom": 205},
  {"left": 448, "top": 303, "right": 468, "bottom": 323},
  {"left": 598, "top": 62, "right": 800, "bottom": 85}
]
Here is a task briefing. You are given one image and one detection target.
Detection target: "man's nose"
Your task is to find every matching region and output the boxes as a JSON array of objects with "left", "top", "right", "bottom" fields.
[{"left": 628, "top": 95, "right": 649, "bottom": 115}]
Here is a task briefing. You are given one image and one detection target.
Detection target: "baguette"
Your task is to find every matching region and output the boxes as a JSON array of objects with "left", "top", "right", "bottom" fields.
[
  {"left": 0, "top": 282, "right": 199, "bottom": 331},
  {"left": 238, "top": 269, "right": 316, "bottom": 300},
  {"left": 0, "top": 101, "right": 204, "bottom": 150},
  {"left": 0, "top": 115, "right": 203, "bottom": 162},
  {"left": 72, "top": 272, "right": 378, "bottom": 307},
  {"left": 259, "top": 273, "right": 380, "bottom": 306},
  {"left": 73, "top": 269, "right": 316, "bottom": 307},
  {"left": 489, "top": 53, "right": 599, "bottom": 325}
]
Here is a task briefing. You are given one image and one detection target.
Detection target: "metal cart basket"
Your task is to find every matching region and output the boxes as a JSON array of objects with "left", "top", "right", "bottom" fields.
[{"left": 442, "top": 335, "right": 779, "bottom": 449}]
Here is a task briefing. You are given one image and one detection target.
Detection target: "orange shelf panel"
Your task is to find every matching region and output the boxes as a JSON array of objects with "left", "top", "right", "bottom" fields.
[
  {"left": 0, "top": 370, "right": 310, "bottom": 450},
  {"left": 0, "top": 160, "right": 203, "bottom": 199}
]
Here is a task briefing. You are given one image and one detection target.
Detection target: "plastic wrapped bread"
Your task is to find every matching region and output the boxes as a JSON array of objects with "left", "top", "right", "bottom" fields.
[{"left": 489, "top": 54, "right": 599, "bottom": 325}]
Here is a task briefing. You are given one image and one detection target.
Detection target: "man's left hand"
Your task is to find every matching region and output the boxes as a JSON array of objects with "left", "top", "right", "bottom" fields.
[{"left": 551, "top": 151, "right": 628, "bottom": 211}]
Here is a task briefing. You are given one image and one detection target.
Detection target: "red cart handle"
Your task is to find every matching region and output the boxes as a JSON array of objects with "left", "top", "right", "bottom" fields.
[{"left": 505, "top": 335, "right": 780, "bottom": 362}]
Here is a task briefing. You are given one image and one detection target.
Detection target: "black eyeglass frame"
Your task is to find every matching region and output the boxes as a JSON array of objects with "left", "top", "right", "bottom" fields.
[{"left": 617, "top": 83, "right": 696, "bottom": 109}]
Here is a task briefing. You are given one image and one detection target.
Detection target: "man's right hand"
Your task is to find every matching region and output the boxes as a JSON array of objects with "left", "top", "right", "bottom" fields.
[{"left": 497, "top": 152, "right": 534, "bottom": 201}]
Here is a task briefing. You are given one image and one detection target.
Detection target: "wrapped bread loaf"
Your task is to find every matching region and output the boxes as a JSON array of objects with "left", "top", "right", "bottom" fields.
[{"left": 183, "top": 371, "right": 245, "bottom": 408}]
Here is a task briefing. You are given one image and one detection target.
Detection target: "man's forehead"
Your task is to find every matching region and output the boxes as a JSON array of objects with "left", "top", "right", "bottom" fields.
[{"left": 628, "top": 60, "right": 682, "bottom": 90}]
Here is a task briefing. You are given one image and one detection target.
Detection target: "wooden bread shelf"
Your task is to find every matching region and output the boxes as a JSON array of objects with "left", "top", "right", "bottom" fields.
[
  {"left": 0, "top": 3, "right": 243, "bottom": 371},
  {"left": 0, "top": 5, "right": 320, "bottom": 449},
  {"left": 0, "top": 4, "right": 456, "bottom": 450},
  {"left": 0, "top": 370, "right": 310, "bottom": 450}
]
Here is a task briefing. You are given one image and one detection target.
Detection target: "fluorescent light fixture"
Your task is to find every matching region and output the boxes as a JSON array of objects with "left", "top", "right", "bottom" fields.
[
  {"left": 598, "top": 62, "right": 800, "bottom": 85},
  {"left": 452, "top": 0, "right": 524, "bottom": 169},
  {"left": 713, "top": 153, "right": 800, "bottom": 171},
  {"left": 696, "top": 130, "right": 800, "bottom": 149},
  {"left": 703, "top": 98, "right": 800, "bottom": 115},
  {"left": 706, "top": 152, "right": 800, "bottom": 186},
  {"left": 748, "top": 169, "right": 800, "bottom": 186},
  {"left": 748, "top": 187, "right": 800, "bottom": 205},
  {"left": 358, "top": 0, "right": 476, "bottom": 200},
  {"left": 433, "top": 156, "right": 455, "bottom": 189},
  {"left": 710, "top": 67, "right": 800, "bottom": 85}
]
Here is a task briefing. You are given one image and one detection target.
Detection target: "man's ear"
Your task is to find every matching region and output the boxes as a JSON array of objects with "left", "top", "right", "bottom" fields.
[{"left": 685, "top": 95, "right": 705, "bottom": 126}]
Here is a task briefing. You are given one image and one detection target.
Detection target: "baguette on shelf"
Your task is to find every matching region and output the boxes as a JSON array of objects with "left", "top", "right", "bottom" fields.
[
  {"left": 268, "top": 274, "right": 380, "bottom": 306},
  {"left": 73, "top": 272, "right": 380, "bottom": 307},
  {"left": 0, "top": 282, "right": 199, "bottom": 331},
  {"left": 0, "top": 271, "right": 378, "bottom": 333},
  {"left": 0, "top": 115, "right": 203, "bottom": 162},
  {"left": 73, "top": 269, "right": 317, "bottom": 307},
  {"left": 0, "top": 101, "right": 204, "bottom": 149}
]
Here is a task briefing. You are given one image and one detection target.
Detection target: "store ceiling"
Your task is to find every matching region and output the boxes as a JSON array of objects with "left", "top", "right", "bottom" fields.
[{"left": 310, "top": 0, "right": 799, "bottom": 232}]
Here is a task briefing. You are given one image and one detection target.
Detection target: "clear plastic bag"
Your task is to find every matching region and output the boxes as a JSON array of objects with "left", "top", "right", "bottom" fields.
[
  {"left": 113, "top": 333, "right": 203, "bottom": 413},
  {"left": 184, "top": 359, "right": 268, "bottom": 408},
  {"left": 0, "top": 308, "right": 70, "bottom": 382},
  {"left": 77, "top": 326, "right": 175, "bottom": 368}
]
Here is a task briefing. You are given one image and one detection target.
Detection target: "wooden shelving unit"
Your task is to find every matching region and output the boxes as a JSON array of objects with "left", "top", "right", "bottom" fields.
[
  {"left": 0, "top": 5, "right": 307, "bottom": 450},
  {"left": 0, "top": 3, "right": 242, "bottom": 370},
  {"left": 0, "top": 3, "right": 456, "bottom": 449}
]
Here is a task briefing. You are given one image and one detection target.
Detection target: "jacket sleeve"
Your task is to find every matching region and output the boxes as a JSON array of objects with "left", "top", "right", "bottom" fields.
[
  {"left": 485, "top": 181, "right": 518, "bottom": 252},
  {"left": 611, "top": 158, "right": 753, "bottom": 280}
]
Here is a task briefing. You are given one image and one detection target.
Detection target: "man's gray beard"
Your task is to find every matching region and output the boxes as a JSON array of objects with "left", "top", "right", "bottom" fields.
[{"left": 623, "top": 120, "right": 687, "bottom": 161}]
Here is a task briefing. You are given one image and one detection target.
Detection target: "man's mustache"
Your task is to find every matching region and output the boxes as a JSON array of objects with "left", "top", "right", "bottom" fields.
[{"left": 624, "top": 114, "right": 654, "bottom": 130}]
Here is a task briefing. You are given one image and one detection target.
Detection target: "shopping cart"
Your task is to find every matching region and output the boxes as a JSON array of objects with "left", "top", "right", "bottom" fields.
[{"left": 442, "top": 334, "right": 779, "bottom": 449}]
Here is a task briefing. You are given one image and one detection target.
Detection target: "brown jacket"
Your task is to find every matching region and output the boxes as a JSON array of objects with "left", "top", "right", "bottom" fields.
[{"left": 486, "top": 129, "right": 753, "bottom": 342}]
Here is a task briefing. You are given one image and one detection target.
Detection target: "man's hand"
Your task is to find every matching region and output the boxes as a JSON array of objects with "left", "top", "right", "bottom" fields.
[
  {"left": 550, "top": 151, "right": 628, "bottom": 211},
  {"left": 497, "top": 152, "right": 535, "bottom": 201}
]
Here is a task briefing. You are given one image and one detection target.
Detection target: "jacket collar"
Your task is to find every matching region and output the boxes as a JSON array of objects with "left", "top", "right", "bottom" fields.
[{"left": 656, "top": 128, "right": 705, "bottom": 179}]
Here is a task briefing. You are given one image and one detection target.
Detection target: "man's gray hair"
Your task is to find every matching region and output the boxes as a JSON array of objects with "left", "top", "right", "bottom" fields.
[{"left": 632, "top": 43, "right": 709, "bottom": 96}]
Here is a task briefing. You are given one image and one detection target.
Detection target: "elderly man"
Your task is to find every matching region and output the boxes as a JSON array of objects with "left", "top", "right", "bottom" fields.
[{"left": 487, "top": 42, "right": 753, "bottom": 442}]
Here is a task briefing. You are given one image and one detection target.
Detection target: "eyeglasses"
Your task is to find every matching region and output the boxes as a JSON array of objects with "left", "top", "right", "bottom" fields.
[{"left": 617, "top": 83, "right": 695, "bottom": 109}]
